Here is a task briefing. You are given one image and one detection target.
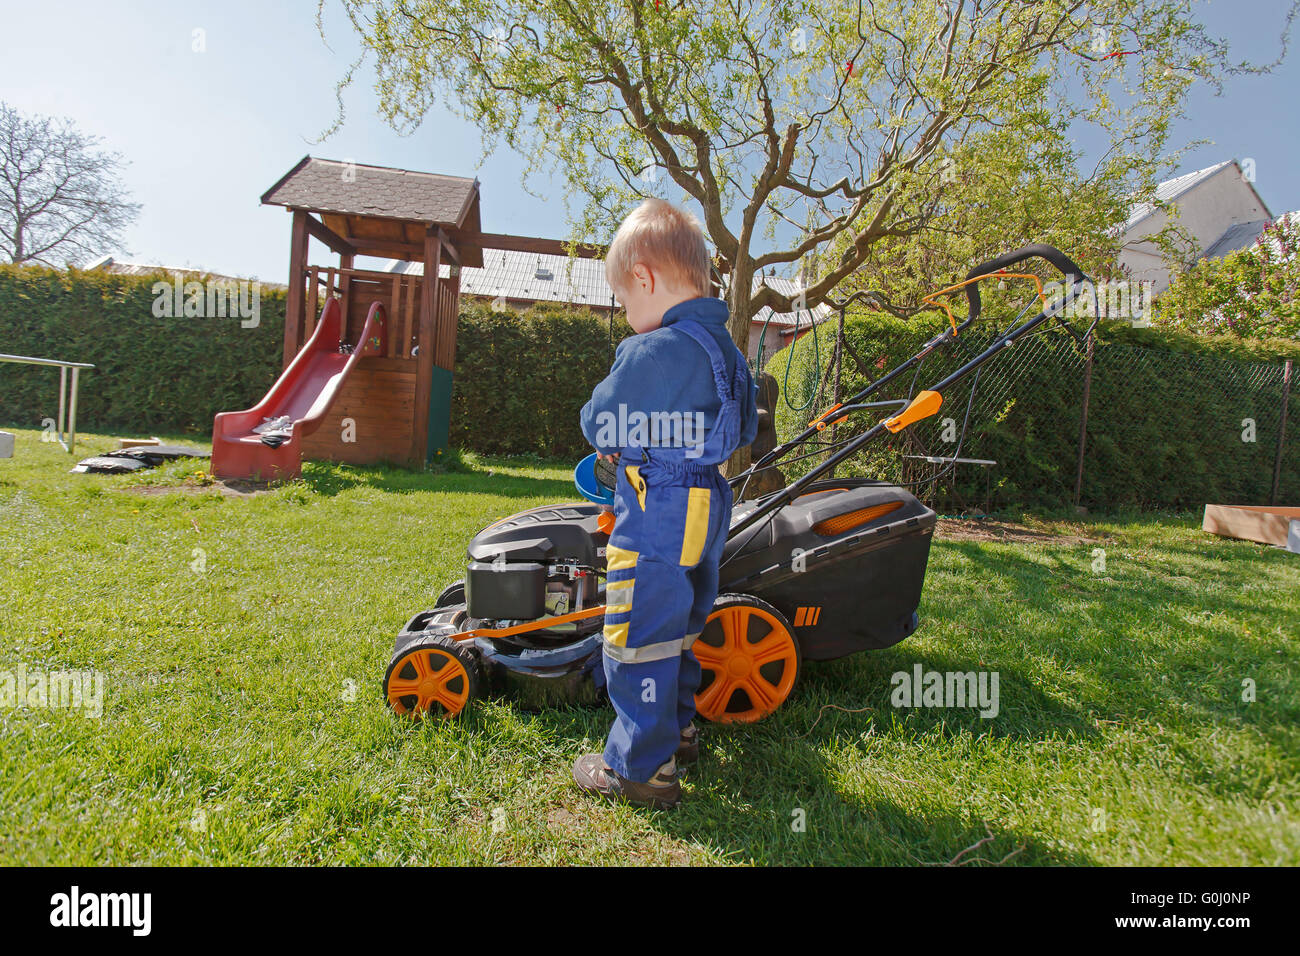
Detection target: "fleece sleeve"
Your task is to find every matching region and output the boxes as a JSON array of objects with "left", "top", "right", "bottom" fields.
[{"left": 580, "top": 338, "right": 669, "bottom": 454}]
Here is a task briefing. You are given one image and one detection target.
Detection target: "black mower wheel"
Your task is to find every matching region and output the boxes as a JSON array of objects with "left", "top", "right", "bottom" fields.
[
  {"left": 383, "top": 632, "right": 482, "bottom": 718},
  {"left": 693, "top": 593, "right": 801, "bottom": 724},
  {"left": 434, "top": 579, "right": 466, "bottom": 608}
]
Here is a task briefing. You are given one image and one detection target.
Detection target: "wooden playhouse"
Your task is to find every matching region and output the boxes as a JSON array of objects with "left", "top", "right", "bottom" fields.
[{"left": 259, "top": 156, "right": 486, "bottom": 469}]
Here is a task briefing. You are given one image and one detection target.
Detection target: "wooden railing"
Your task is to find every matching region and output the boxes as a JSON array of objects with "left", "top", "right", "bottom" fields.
[{"left": 302, "top": 266, "right": 430, "bottom": 361}]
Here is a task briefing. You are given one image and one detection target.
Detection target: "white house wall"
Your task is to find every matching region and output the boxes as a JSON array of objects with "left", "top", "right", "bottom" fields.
[{"left": 1120, "top": 165, "right": 1271, "bottom": 294}]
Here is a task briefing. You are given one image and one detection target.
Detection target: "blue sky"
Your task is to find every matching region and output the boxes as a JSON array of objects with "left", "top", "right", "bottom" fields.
[{"left": 2, "top": 1, "right": 1297, "bottom": 281}]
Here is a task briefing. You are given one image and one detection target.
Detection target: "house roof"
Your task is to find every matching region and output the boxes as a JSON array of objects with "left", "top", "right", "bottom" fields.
[
  {"left": 1201, "top": 220, "right": 1272, "bottom": 260},
  {"left": 750, "top": 275, "right": 835, "bottom": 330},
  {"left": 393, "top": 248, "right": 612, "bottom": 307},
  {"left": 85, "top": 255, "right": 286, "bottom": 288},
  {"left": 1122, "top": 161, "right": 1235, "bottom": 232},
  {"left": 393, "top": 251, "right": 834, "bottom": 326},
  {"left": 1122, "top": 160, "right": 1274, "bottom": 235}
]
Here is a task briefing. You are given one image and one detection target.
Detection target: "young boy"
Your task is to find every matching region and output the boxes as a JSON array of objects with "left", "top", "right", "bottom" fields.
[{"left": 572, "top": 199, "right": 758, "bottom": 809}]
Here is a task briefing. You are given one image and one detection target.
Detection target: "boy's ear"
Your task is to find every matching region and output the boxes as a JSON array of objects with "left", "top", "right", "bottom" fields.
[{"left": 632, "top": 261, "right": 654, "bottom": 294}]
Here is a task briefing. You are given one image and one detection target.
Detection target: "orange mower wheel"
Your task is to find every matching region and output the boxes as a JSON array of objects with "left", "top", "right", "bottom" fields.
[
  {"left": 693, "top": 594, "right": 800, "bottom": 724},
  {"left": 383, "top": 633, "right": 481, "bottom": 718}
]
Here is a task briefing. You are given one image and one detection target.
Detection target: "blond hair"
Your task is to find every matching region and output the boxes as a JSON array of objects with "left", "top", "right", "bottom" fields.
[{"left": 605, "top": 198, "right": 711, "bottom": 297}]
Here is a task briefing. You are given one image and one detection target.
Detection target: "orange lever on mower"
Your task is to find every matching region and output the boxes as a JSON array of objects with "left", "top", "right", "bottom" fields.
[
  {"left": 882, "top": 390, "right": 944, "bottom": 433},
  {"left": 809, "top": 403, "right": 849, "bottom": 432}
]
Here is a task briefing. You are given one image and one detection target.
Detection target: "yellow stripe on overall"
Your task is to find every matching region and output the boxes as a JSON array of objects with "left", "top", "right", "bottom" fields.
[{"left": 602, "top": 543, "right": 637, "bottom": 647}]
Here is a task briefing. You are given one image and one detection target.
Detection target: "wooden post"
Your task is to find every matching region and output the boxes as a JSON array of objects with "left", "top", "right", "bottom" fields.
[
  {"left": 411, "top": 226, "right": 442, "bottom": 468},
  {"left": 403, "top": 275, "right": 417, "bottom": 360},
  {"left": 338, "top": 251, "right": 354, "bottom": 346},
  {"left": 282, "top": 210, "right": 309, "bottom": 369},
  {"left": 1272, "top": 359, "right": 1293, "bottom": 505},
  {"left": 1073, "top": 335, "right": 1094, "bottom": 507},
  {"left": 306, "top": 267, "right": 319, "bottom": 340}
]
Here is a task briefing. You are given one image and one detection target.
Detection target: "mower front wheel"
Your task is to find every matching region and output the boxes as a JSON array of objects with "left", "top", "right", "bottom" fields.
[
  {"left": 693, "top": 594, "right": 801, "bottom": 724},
  {"left": 383, "top": 633, "right": 481, "bottom": 718}
]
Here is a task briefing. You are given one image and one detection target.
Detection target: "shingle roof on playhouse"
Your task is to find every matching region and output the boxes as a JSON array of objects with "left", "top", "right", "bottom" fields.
[
  {"left": 260, "top": 156, "right": 485, "bottom": 267},
  {"left": 261, "top": 157, "right": 479, "bottom": 226}
]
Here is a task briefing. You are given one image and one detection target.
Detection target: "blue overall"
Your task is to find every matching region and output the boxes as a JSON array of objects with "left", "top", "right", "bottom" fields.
[{"left": 597, "top": 316, "right": 753, "bottom": 782}]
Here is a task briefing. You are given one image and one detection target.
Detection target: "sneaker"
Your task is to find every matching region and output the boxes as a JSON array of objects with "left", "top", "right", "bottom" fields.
[
  {"left": 573, "top": 754, "right": 681, "bottom": 810},
  {"left": 676, "top": 723, "right": 700, "bottom": 765}
]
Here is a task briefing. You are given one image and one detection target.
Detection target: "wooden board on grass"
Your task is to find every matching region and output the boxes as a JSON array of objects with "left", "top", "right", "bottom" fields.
[{"left": 1203, "top": 504, "right": 1300, "bottom": 548}]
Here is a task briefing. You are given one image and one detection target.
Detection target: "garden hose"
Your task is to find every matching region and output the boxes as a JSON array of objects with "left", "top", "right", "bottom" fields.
[{"left": 755, "top": 305, "right": 820, "bottom": 412}]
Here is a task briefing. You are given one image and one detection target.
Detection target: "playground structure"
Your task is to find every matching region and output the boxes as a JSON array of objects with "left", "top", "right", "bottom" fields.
[
  {"left": 211, "top": 156, "right": 603, "bottom": 481},
  {"left": 211, "top": 299, "right": 388, "bottom": 480},
  {"left": 0, "top": 352, "right": 95, "bottom": 454}
]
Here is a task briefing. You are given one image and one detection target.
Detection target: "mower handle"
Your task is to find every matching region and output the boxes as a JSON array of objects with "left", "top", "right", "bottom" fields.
[{"left": 962, "top": 244, "right": 1089, "bottom": 328}]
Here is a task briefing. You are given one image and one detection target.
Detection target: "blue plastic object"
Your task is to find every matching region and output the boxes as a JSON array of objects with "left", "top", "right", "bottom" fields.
[{"left": 574, "top": 452, "right": 616, "bottom": 505}]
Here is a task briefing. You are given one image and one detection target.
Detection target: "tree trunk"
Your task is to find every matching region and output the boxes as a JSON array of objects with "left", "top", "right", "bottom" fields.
[{"left": 723, "top": 259, "right": 756, "bottom": 477}]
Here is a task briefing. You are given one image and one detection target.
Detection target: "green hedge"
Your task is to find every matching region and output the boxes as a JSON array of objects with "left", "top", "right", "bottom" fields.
[
  {"left": 0, "top": 265, "right": 288, "bottom": 434},
  {"left": 768, "top": 312, "right": 1300, "bottom": 511},
  {"left": 7, "top": 262, "right": 1292, "bottom": 506},
  {"left": 0, "top": 264, "right": 627, "bottom": 458},
  {"left": 449, "top": 302, "right": 630, "bottom": 458}
]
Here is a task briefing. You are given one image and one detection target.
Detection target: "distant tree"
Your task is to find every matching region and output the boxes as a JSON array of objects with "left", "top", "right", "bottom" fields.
[
  {"left": 0, "top": 102, "right": 140, "bottom": 266},
  {"left": 1156, "top": 216, "right": 1300, "bottom": 339}
]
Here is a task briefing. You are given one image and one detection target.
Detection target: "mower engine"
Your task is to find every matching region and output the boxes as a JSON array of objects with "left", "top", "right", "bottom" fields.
[
  {"left": 464, "top": 504, "right": 606, "bottom": 629},
  {"left": 393, "top": 502, "right": 614, "bottom": 709}
]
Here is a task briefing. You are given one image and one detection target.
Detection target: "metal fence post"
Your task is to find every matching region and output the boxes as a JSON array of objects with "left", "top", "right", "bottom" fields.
[
  {"left": 0, "top": 353, "right": 94, "bottom": 454},
  {"left": 1272, "top": 359, "right": 1293, "bottom": 505},
  {"left": 1073, "top": 336, "right": 1094, "bottom": 506},
  {"left": 827, "top": 305, "right": 846, "bottom": 479},
  {"left": 58, "top": 365, "right": 67, "bottom": 442}
]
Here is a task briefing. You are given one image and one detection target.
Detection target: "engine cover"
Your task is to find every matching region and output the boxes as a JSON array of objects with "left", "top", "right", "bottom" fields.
[
  {"left": 465, "top": 560, "right": 547, "bottom": 620},
  {"left": 466, "top": 502, "right": 608, "bottom": 566}
]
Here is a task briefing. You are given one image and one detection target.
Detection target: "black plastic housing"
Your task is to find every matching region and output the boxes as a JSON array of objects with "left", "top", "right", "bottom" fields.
[
  {"left": 720, "top": 479, "right": 935, "bottom": 659},
  {"left": 465, "top": 560, "right": 547, "bottom": 620},
  {"left": 458, "top": 483, "right": 934, "bottom": 661}
]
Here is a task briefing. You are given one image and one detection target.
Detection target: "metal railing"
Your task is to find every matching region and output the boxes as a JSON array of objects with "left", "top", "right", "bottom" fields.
[{"left": 0, "top": 353, "right": 95, "bottom": 453}]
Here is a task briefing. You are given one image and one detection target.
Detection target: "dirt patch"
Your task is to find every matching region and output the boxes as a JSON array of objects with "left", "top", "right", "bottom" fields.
[
  {"left": 121, "top": 478, "right": 273, "bottom": 499},
  {"left": 935, "top": 517, "right": 1104, "bottom": 546},
  {"left": 546, "top": 806, "right": 585, "bottom": 832}
]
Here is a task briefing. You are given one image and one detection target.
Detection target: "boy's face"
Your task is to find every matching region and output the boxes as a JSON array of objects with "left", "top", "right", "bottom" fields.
[{"left": 615, "top": 262, "right": 699, "bottom": 334}]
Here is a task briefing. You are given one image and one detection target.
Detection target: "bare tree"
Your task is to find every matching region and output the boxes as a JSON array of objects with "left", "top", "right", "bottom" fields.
[{"left": 0, "top": 102, "right": 140, "bottom": 267}]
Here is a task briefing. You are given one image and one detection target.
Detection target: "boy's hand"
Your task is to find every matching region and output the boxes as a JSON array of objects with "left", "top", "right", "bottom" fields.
[{"left": 597, "top": 452, "right": 620, "bottom": 462}]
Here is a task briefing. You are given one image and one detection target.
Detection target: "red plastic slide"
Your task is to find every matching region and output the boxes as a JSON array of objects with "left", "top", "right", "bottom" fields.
[{"left": 211, "top": 298, "right": 387, "bottom": 481}]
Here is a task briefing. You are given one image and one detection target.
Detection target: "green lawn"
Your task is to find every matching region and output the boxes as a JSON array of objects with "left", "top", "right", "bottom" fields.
[{"left": 1, "top": 426, "right": 1296, "bottom": 865}]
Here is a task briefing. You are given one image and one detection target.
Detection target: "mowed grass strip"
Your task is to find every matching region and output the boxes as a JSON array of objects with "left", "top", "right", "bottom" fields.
[{"left": 0, "top": 426, "right": 1296, "bottom": 865}]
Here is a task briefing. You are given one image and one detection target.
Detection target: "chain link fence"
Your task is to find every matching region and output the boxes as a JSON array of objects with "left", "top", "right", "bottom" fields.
[{"left": 768, "top": 323, "right": 1297, "bottom": 513}]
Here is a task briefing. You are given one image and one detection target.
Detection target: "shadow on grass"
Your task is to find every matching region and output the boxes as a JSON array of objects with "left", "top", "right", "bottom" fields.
[
  {"left": 927, "top": 539, "right": 1297, "bottom": 769},
  {"left": 803, "top": 647, "right": 1099, "bottom": 742},
  {"left": 520, "top": 703, "right": 1095, "bottom": 865}
]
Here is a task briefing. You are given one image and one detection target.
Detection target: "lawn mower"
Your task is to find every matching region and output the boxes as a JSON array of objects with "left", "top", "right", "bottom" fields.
[{"left": 383, "top": 244, "right": 1095, "bottom": 724}]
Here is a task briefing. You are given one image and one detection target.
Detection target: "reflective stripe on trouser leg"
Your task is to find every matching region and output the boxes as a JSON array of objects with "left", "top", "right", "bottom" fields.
[{"left": 602, "top": 556, "right": 694, "bottom": 782}]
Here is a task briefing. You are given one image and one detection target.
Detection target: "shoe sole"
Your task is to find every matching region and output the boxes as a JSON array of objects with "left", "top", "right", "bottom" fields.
[{"left": 576, "top": 778, "right": 681, "bottom": 810}]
